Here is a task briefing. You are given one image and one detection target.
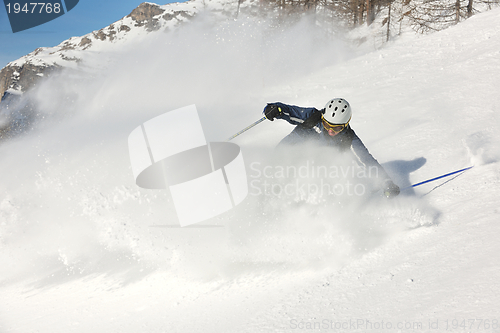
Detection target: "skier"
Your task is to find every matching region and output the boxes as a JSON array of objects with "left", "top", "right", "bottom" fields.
[{"left": 263, "top": 98, "right": 400, "bottom": 198}]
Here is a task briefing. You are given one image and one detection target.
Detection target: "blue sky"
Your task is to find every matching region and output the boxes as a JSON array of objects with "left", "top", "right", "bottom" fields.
[{"left": 0, "top": 1, "right": 181, "bottom": 69}]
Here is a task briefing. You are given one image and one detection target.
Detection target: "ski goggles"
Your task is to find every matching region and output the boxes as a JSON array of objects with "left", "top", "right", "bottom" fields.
[{"left": 322, "top": 117, "right": 350, "bottom": 133}]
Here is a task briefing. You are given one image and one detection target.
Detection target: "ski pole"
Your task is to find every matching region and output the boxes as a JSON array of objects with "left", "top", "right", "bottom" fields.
[
  {"left": 226, "top": 116, "right": 267, "bottom": 141},
  {"left": 401, "top": 166, "right": 474, "bottom": 191}
]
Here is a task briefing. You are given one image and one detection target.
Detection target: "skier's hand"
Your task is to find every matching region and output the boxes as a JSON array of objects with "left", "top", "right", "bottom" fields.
[
  {"left": 264, "top": 103, "right": 282, "bottom": 121},
  {"left": 383, "top": 180, "right": 400, "bottom": 199}
]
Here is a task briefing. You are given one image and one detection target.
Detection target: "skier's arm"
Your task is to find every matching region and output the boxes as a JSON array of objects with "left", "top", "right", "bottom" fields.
[
  {"left": 350, "top": 132, "right": 400, "bottom": 197},
  {"left": 263, "top": 102, "right": 320, "bottom": 125}
]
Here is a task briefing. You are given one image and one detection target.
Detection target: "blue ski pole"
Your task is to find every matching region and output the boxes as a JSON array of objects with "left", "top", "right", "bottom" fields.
[
  {"left": 226, "top": 116, "right": 267, "bottom": 141},
  {"left": 401, "top": 166, "right": 474, "bottom": 191}
]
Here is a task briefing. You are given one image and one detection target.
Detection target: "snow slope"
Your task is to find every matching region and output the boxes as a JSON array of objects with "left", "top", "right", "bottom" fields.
[{"left": 1, "top": 7, "right": 500, "bottom": 333}]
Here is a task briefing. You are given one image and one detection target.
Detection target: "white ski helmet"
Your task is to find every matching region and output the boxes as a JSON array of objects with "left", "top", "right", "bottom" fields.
[{"left": 322, "top": 98, "right": 352, "bottom": 125}]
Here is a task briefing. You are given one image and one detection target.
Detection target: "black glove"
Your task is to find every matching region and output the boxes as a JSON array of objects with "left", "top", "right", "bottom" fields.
[
  {"left": 263, "top": 103, "right": 282, "bottom": 121},
  {"left": 383, "top": 180, "right": 400, "bottom": 199}
]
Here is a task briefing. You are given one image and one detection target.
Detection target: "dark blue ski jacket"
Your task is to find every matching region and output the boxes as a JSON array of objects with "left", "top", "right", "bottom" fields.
[{"left": 267, "top": 102, "right": 392, "bottom": 184}]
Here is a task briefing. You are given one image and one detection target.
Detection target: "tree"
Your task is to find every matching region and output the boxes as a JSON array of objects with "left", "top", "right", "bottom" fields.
[{"left": 404, "top": 0, "right": 499, "bottom": 33}]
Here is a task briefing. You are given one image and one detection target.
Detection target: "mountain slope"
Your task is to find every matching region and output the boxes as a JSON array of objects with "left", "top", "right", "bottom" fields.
[
  {"left": 0, "top": 0, "right": 247, "bottom": 100},
  {"left": 1, "top": 6, "right": 500, "bottom": 333}
]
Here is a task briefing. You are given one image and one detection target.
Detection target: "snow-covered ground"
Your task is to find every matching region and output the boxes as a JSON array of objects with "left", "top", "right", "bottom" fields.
[{"left": 1, "top": 7, "right": 500, "bottom": 333}]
